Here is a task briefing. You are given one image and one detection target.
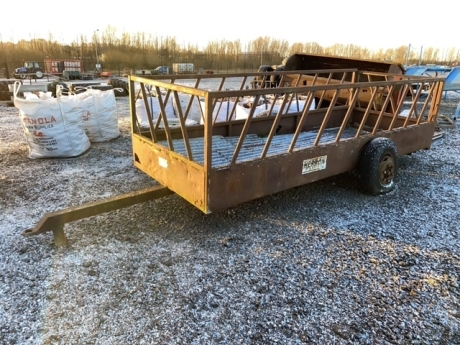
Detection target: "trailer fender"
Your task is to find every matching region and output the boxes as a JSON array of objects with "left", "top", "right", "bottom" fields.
[{"left": 358, "top": 137, "right": 398, "bottom": 195}]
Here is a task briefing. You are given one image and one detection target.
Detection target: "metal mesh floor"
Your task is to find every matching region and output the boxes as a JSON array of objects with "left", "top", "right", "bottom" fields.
[{"left": 159, "top": 127, "right": 362, "bottom": 168}]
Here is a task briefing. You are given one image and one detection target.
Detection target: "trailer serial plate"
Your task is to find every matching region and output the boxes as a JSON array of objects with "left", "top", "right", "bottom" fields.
[{"left": 302, "top": 156, "right": 327, "bottom": 174}]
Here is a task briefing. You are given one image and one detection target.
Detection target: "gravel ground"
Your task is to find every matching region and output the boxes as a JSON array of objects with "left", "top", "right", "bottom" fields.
[{"left": 1, "top": 93, "right": 460, "bottom": 345}]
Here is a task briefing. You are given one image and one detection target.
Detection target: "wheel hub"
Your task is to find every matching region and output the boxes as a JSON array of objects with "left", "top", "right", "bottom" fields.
[{"left": 379, "top": 154, "right": 394, "bottom": 186}]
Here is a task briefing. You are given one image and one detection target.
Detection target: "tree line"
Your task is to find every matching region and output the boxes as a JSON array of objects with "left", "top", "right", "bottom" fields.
[{"left": 1, "top": 26, "right": 459, "bottom": 76}]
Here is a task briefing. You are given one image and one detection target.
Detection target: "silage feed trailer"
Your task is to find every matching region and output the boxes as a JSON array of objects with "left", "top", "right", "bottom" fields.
[{"left": 23, "top": 68, "right": 444, "bottom": 246}]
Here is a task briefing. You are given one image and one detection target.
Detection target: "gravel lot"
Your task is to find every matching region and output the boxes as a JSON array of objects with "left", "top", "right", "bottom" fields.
[{"left": 1, "top": 92, "right": 460, "bottom": 345}]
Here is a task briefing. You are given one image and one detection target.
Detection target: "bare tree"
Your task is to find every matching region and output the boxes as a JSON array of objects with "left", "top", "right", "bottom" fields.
[{"left": 2, "top": 26, "right": 460, "bottom": 76}]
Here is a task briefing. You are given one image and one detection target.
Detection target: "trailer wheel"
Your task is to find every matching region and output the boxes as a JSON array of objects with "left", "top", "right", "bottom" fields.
[{"left": 358, "top": 137, "right": 398, "bottom": 195}]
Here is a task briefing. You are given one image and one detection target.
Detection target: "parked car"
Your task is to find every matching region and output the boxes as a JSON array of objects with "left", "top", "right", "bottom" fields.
[{"left": 153, "top": 66, "right": 171, "bottom": 75}]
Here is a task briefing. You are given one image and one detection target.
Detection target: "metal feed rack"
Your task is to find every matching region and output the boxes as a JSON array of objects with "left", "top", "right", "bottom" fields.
[{"left": 23, "top": 68, "right": 444, "bottom": 246}]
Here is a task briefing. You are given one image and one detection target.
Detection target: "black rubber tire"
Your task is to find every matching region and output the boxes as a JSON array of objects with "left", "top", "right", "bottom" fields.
[
  {"left": 109, "top": 77, "right": 128, "bottom": 96},
  {"left": 358, "top": 137, "right": 398, "bottom": 195},
  {"left": 35, "top": 69, "right": 44, "bottom": 79}
]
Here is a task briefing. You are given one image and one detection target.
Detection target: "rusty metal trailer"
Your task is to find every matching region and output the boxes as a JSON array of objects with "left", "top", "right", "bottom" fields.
[
  {"left": 283, "top": 53, "right": 405, "bottom": 75},
  {"left": 23, "top": 68, "right": 444, "bottom": 246},
  {"left": 43, "top": 59, "right": 84, "bottom": 76}
]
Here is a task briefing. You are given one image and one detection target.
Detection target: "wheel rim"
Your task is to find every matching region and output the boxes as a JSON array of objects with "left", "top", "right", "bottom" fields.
[
  {"left": 36, "top": 71, "right": 43, "bottom": 78},
  {"left": 20, "top": 74, "right": 27, "bottom": 79},
  {"left": 379, "top": 153, "right": 395, "bottom": 186}
]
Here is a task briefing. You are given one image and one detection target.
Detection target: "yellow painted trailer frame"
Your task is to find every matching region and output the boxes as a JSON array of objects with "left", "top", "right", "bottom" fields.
[
  {"left": 129, "top": 69, "right": 443, "bottom": 213},
  {"left": 23, "top": 68, "right": 444, "bottom": 246}
]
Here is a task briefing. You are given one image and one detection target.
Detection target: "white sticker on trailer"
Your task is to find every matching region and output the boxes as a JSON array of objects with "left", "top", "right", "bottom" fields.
[
  {"left": 159, "top": 157, "right": 168, "bottom": 168},
  {"left": 302, "top": 155, "right": 327, "bottom": 174}
]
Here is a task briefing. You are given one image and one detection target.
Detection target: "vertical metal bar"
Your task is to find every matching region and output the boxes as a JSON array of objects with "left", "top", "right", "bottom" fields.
[
  {"left": 208, "top": 77, "right": 227, "bottom": 125},
  {"left": 287, "top": 72, "right": 319, "bottom": 112},
  {"left": 153, "top": 88, "right": 172, "bottom": 131},
  {"left": 213, "top": 99, "right": 224, "bottom": 125},
  {"left": 230, "top": 95, "right": 261, "bottom": 165},
  {"left": 192, "top": 78, "right": 206, "bottom": 124},
  {"left": 128, "top": 77, "right": 139, "bottom": 135},
  {"left": 354, "top": 86, "right": 379, "bottom": 137},
  {"left": 217, "top": 77, "right": 226, "bottom": 91},
  {"left": 261, "top": 95, "right": 290, "bottom": 158},
  {"left": 388, "top": 78, "right": 402, "bottom": 114},
  {"left": 141, "top": 82, "right": 157, "bottom": 142},
  {"left": 181, "top": 81, "right": 201, "bottom": 121},
  {"left": 280, "top": 73, "right": 307, "bottom": 118},
  {"left": 175, "top": 78, "right": 203, "bottom": 123},
  {"left": 288, "top": 91, "right": 315, "bottom": 152},
  {"left": 238, "top": 76, "right": 248, "bottom": 90},
  {"left": 309, "top": 73, "right": 319, "bottom": 87},
  {"left": 155, "top": 86, "right": 174, "bottom": 150},
  {"left": 388, "top": 84, "right": 410, "bottom": 131},
  {"left": 355, "top": 71, "right": 363, "bottom": 108},
  {"left": 172, "top": 91, "right": 193, "bottom": 161},
  {"left": 316, "top": 72, "right": 334, "bottom": 108},
  {"left": 403, "top": 85, "right": 423, "bottom": 128},
  {"left": 277, "top": 74, "right": 286, "bottom": 88},
  {"left": 260, "top": 75, "right": 270, "bottom": 88},
  {"left": 266, "top": 96, "right": 278, "bottom": 115},
  {"left": 203, "top": 93, "right": 213, "bottom": 210},
  {"left": 427, "top": 80, "right": 444, "bottom": 123},
  {"left": 371, "top": 84, "right": 396, "bottom": 134},
  {"left": 52, "top": 228, "right": 67, "bottom": 247},
  {"left": 313, "top": 89, "right": 340, "bottom": 147},
  {"left": 334, "top": 87, "right": 360, "bottom": 143},
  {"left": 291, "top": 73, "right": 302, "bottom": 87},
  {"left": 194, "top": 77, "right": 202, "bottom": 89},
  {"left": 415, "top": 84, "right": 433, "bottom": 125},
  {"left": 286, "top": 77, "right": 301, "bottom": 113},
  {"left": 367, "top": 73, "right": 383, "bottom": 112},
  {"left": 227, "top": 96, "right": 238, "bottom": 121}
]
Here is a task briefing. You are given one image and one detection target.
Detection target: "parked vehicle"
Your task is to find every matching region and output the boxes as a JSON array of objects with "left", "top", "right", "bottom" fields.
[
  {"left": 43, "top": 59, "right": 84, "bottom": 77},
  {"left": 172, "top": 63, "right": 194, "bottom": 74},
  {"left": 153, "top": 66, "right": 171, "bottom": 74},
  {"left": 13, "top": 61, "right": 44, "bottom": 79}
]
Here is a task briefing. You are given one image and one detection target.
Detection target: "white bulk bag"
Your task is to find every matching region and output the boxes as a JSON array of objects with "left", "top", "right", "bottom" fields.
[
  {"left": 284, "top": 98, "right": 316, "bottom": 113},
  {"left": 75, "top": 89, "right": 120, "bottom": 142},
  {"left": 13, "top": 82, "right": 90, "bottom": 159},
  {"left": 235, "top": 98, "right": 316, "bottom": 120},
  {"left": 172, "top": 93, "right": 203, "bottom": 123},
  {"left": 235, "top": 101, "right": 280, "bottom": 120},
  {"left": 199, "top": 99, "right": 236, "bottom": 124},
  {"left": 135, "top": 96, "right": 176, "bottom": 128}
]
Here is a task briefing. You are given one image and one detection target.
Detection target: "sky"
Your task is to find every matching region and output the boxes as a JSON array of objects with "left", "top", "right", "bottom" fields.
[{"left": 1, "top": 0, "right": 458, "bottom": 53}]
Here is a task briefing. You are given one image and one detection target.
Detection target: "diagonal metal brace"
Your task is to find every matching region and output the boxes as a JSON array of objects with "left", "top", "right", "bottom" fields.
[{"left": 22, "top": 185, "right": 174, "bottom": 247}]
